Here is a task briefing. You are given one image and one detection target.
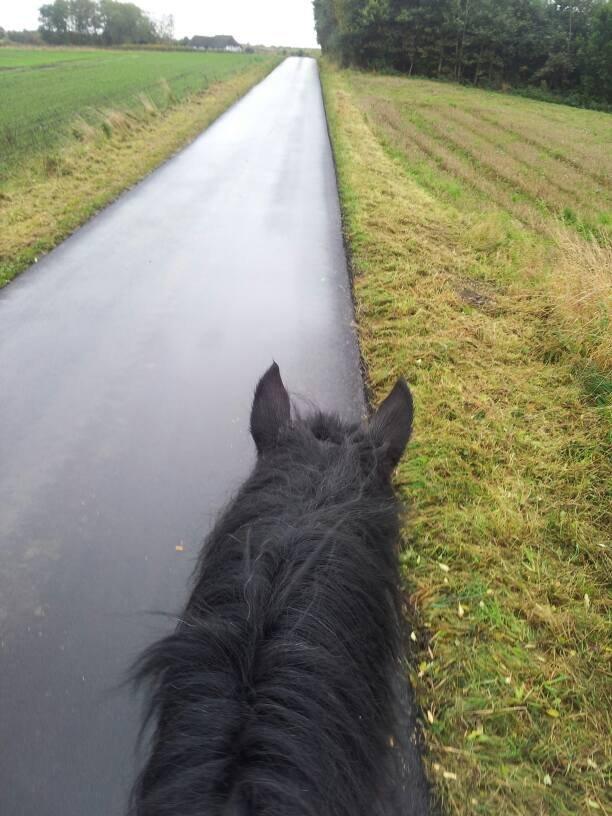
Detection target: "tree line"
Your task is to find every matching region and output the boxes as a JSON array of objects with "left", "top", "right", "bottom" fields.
[
  {"left": 313, "top": 0, "right": 612, "bottom": 103},
  {"left": 35, "top": 0, "right": 174, "bottom": 45}
]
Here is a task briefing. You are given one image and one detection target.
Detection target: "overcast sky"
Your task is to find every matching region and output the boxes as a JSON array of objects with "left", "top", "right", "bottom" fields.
[{"left": 1, "top": 0, "right": 319, "bottom": 47}]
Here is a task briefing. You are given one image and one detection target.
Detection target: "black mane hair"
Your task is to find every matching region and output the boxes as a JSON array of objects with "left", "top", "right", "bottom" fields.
[{"left": 130, "top": 364, "right": 429, "bottom": 816}]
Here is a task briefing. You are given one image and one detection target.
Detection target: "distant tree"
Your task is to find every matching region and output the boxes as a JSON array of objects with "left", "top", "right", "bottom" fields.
[
  {"left": 98, "top": 0, "right": 156, "bottom": 44},
  {"left": 39, "top": 0, "right": 158, "bottom": 44},
  {"left": 39, "top": 0, "right": 70, "bottom": 37},
  {"left": 7, "top": 29, "right": 43, "bottom": 44},
  {"left": 155, "top": 13, "right": 174, "bottom": 42},
  {"left": 68, "top": 0, "right": 98, "bottom": 34}
]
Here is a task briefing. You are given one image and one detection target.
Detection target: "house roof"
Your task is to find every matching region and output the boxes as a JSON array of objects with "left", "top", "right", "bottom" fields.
[{"left": 191, "top": 35, "right": 241, "bottom": 49}]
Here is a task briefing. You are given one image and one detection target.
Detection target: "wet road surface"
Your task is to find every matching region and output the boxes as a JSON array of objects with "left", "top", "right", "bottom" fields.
[{"left": 0, "top": 57, "right": 364, "bottom": 816}]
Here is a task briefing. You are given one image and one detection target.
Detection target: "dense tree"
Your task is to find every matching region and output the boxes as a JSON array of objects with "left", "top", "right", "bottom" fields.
[
  {"left": 68, "top": 0, "right": 97, "bottom": 34},
  {"left": 579, "top": 1, "right": 612, "bottom": 98},
  {"left": 39, "top": 0, "right": 71, "bottom": 36},
  {"left": 313, "top": 0, "right": 612, "bottom": 102},
  {"left": 98, "top": 1, "right": 156, "bottom": 44}
]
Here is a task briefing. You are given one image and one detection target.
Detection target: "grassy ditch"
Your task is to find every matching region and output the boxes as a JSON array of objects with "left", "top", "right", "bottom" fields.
[{"left": 321, "top": 62, "right": 611, "bottom": 816}]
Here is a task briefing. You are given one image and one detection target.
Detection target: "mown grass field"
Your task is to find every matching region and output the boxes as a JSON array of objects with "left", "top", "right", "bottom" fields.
[
  {"left": 0, "top": 48, "right": 279, "bottom": 286},
  {"left": 0, "top": 47, "right": 266, "bottom": 175},
  {"left": 321, "top": 63, "right": 611, "bottom": 815}
]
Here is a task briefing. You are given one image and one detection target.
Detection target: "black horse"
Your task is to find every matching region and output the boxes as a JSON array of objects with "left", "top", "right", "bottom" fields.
[{"left": 131, "top": 363, "right": 430, "bottom": 816}]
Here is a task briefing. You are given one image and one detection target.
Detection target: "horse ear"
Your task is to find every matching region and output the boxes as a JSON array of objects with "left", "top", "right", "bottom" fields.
[
  {"left": 370, "top": 379, "right": 413, "bottom": 476},
  {"left": 250, "top": 363, "right": 291, "bottom": 454}
]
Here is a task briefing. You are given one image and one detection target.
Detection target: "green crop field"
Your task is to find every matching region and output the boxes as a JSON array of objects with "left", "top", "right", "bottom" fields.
[
  {"left": 0, "top": 47, "right": 266, "bottom": 173},
  {"left": 0, "top": 47, "right": 103, "bottom": 68},
  {"left": 0, "top": 48, "right": 278, "bottom": 286}
]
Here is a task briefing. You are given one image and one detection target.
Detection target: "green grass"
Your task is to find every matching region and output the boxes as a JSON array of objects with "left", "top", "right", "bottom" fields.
[
  {"left": 0, "top": 47, "right": 267, "bottom": 175},
  {"left": 0, "top": 47, "right": 104, "bottom": 68},
  {"left": 321, "top": 61, "right": 611, "bottom": 816}
]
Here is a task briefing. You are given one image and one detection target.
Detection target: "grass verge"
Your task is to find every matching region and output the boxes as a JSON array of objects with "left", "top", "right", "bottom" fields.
[
  {"left": 321, "top": 61, "right": 611, "bottom": 816},
  {"left": 0, "top": 56, "right": 280, "bottom": 287}
]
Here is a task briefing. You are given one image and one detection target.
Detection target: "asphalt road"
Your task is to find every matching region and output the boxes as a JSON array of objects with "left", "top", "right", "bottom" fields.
[{"left": 0, "top": 57, "right": 365, "bottom": 816}]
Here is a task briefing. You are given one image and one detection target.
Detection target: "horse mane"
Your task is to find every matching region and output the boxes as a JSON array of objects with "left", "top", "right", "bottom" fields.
[{"left": 129, "top": 408, "right": 428, "bottom": 816}]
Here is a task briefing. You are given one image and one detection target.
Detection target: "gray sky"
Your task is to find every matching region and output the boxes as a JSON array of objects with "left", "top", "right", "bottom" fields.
[{"left": 1, "top": 0, "right": 319, "bottom": 47}]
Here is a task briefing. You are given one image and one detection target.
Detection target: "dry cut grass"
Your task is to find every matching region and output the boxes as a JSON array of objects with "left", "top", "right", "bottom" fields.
[
  {"left": 354, "top": 72, "right": 612, "bottom": 240},
  {"left": 547, "top": 227, "right": 612, "bottom": 379},
  {"left": 321, "top": 62, "right": 611, "bottom": 816}
]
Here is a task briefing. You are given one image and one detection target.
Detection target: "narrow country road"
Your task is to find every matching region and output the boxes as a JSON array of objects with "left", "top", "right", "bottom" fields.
[{"left": 0, "top": 58, "right": 364, "bottom": 816}]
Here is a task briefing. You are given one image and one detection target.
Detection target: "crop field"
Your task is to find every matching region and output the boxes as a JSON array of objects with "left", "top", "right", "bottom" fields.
[
  {"left": 322, "top": 64, "right": 611, "bottom": 815},
  {"left": 356, "top": 72, "right": 612, "bottom": 239},
  {"left": 0, "top": 47, "right": 266, "bottom": 174}
]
